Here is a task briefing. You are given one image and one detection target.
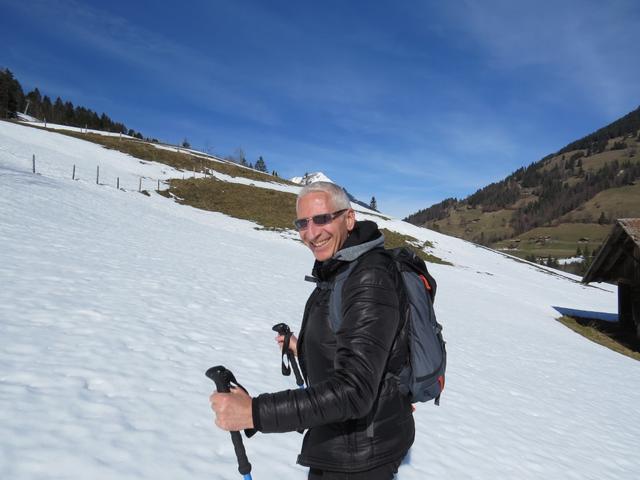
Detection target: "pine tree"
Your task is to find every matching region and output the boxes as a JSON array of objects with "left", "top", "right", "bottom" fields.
[
  {"left": 63, "top": 101, "right": 74, "bottom": 124},
  {"left": 41, "top": 95, "right": 52, "bottom": 122},
  {"left": 369, "top": 196, "right": 377, "bottom": 210},
  {"left": 597, "top": 211, "right": 607, "bottom": 224},
  {"left": 24, "top": 88, "right": 42, "bottom": 118},
  {"left": 0, "top": 70, "right": 9, "bottom": 118},
  {"left": 255, "top": 156, "right": 267, "bottom": 172},
  {"left": 182, "top": 138, "right": 191, "bottom": 149},
  {"left": 0, "top": 68, "right": 24, "bottom": 118},
  {"left": 51, "top": 97, "right": 63, "bottom": 123}
]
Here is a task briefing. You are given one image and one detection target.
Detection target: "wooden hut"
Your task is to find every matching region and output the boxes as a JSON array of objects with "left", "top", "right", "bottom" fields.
[{"left": 583, "top": 218, "right": 640, "bottom": 338}]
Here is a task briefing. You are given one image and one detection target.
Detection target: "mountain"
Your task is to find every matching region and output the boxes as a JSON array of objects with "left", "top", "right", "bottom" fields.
[
  {"left": 289, "top": 171, "right": 334, "bottom": 185},
  {"left": 290, "top": 171, "right": 375, "bottom": 211},
  {"left": 405, "top": 106, "right": 640, "bottom": 272},
  {"left": 2, "top": 120, "right": 639, "bottom": 479}
]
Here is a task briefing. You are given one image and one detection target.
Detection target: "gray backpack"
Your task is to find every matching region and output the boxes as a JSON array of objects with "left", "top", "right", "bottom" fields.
[{"left": 315, "top": 247, "right": 446, "bottom": 405}]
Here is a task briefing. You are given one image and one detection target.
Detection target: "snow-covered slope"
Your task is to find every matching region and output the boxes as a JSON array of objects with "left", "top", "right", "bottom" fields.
[
  {"left": 18, "top": 118, "right": 138, "bottom": 139},
  {"left": 1, "top": 121, "right": 638, "bottom": 479}
]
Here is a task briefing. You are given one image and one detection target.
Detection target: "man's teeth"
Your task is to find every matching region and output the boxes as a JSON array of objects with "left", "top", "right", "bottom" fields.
[{"left": 313, "top": 239, "right": 329, "bottom": 248}]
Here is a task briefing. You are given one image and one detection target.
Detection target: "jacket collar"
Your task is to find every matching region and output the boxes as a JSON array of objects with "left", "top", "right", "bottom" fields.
[
  {"left": 333, "top": 234, "right": 384, "bottom": 262},
  {"left": 312, "top": 221, "right": 384, "bottom": 280}
]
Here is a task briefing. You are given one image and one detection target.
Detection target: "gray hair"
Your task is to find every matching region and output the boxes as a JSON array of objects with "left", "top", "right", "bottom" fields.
[{"left": 297, "top": 181, "right": 351, "bottom": 210}]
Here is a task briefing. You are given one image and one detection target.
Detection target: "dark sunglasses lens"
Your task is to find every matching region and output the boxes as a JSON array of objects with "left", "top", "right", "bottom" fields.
[
  {"left": 311, "top": 213, "right": 333, "bottom": 226},
  {"left": 294, "top": 218, "right": 309, "bottom": 230}
]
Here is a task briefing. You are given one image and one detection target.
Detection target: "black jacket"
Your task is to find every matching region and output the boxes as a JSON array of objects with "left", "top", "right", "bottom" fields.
[{"left": 253, "top": 221, "right": 414, "bottom": 472}]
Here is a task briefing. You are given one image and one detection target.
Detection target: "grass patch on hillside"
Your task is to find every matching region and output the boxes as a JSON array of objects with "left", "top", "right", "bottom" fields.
[
  {"left": 164, "top": 177, "right": 298, "bottom": 229},
  {"left": 29, "top": 126, "right": 295, "bottom": 186},
  {"left": 580, "top": 144, "right": 639, "bottom": 173},
  {"left": 494, "top": 223, "right": 611, "bottom": 260},
  {"left": 541, "top": 138, "right": 639, "bottom": 175},
  {"left": 431, "top": 206, "right": 514, "bottom": 244},
  {"left": 163, "top": 179, "right": 450, "bottom": 264},
  {"left": 560, "top": 182, "right": 640, "bottom": 223},
  {"left": 380, "top": 229, "right": 451, "bottom": 265},
  {"left": 557, "top": 316, "right": 640, "bottom": 361}
]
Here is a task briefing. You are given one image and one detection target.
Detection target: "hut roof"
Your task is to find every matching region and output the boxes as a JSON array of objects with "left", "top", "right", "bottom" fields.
[{"left": 583, "top": 218, "right": 640, "bottom": 284}]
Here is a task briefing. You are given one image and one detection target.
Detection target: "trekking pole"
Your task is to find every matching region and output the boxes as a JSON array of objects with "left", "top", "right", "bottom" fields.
[
  {"left": 272, "top": 323, "right": 304, "bottom": 388},
  {"left": 205, "top": 365, "right": 253, "bottom": 480}
]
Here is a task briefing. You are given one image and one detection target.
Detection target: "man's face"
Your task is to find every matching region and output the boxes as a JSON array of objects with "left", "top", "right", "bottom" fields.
[{"left": 296, "top": 191, "right": 355, "bottom": 262}]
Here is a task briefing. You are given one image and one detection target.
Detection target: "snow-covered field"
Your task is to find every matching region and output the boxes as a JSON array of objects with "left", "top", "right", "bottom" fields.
[{"left": 1, "top": 121, "right": 638, "bottom": 479}]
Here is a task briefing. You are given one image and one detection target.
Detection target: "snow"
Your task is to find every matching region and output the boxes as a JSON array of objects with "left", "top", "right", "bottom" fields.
[
  {"left": 1, "top": 121, "right": 639, "bottom": 479},
  {"left": 18, "top": 119, "right": 137, "bottom": 139},
  {"left": 559, "top": 256, "right": 584, "bottom": 265},
  {"left": 290, "top": 171, "right": 333, "bottom": 185},
  {"left": 16, "top": 113, "right": 40, "bottom": 123}
]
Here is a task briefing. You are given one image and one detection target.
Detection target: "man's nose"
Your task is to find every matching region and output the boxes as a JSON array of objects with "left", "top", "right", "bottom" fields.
[{"left": 306, "top": 220, "right": 322, "bottom": 238}]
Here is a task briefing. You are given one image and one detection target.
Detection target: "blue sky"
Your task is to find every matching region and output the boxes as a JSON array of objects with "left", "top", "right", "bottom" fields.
[{"left": 2, "top": 0, "right": 640, "bottom": 218}]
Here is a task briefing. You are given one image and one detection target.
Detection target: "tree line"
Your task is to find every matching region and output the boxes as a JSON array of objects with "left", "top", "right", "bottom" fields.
[
  {"left": 2, "top": 68, "right": 286, "bottom": 178},
  {"left": 557, "top": 105, "right": 640, "bottom": 155},
  {"left": 404, "top": 197, "right": 458, "bottom": 224},
  {"left": 0, "top": 68, "right": 145, "bottom": 139},
  {"left": 512, "top": 159, "right": 640, "bottom": 234}
]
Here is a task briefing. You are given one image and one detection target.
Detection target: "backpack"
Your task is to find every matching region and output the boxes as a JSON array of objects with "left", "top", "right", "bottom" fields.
[{"left": 318, "top": 246, "right": 446, "bottom": 405}]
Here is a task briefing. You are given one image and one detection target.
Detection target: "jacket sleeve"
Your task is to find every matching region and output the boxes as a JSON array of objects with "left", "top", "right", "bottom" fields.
[{"left": 253, "top": 259, "right": 402, "bottom": 433}]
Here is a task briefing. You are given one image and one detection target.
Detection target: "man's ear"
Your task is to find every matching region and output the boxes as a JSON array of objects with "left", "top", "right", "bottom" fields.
[{"left": 346, "top": 209, "right": 356, "bottom": 231}]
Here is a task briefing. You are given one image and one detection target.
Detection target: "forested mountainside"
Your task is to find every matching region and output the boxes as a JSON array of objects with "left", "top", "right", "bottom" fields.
[{"left": 405, "top": 106, "right": 640, "bottom": 271}]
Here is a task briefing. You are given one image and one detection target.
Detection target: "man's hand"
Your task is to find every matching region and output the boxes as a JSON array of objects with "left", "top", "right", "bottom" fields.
[
  {"left": 210, "top": 387, "right": 254, "bottom": 431},
  {"left": 276, "top": 333, "right": 298, "bottom": 356}
]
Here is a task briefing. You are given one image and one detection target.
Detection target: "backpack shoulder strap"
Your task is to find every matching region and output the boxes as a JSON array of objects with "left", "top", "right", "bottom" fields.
[{"left": 327, "top": 260, "right": 359, "bottom": 332}]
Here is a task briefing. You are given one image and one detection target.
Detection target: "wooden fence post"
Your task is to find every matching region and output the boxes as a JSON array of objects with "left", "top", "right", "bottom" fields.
[
  {"left": 96, "top": 166, "right": 100, "bottom": 184},
  {"left": 117, "top": 177, "right": 120, "bottom": 189},
  {"left": 72, "top": 165, "right": 75, "bottom": 180},
  {"left": 157, "top": 179, "right": 160, "bottom": 190},
  {"left": 139, "top": 178, "right": 142, "bottom": 192},
  {"left": 32, "top": 154, "right": 36, "bottom": 173}
]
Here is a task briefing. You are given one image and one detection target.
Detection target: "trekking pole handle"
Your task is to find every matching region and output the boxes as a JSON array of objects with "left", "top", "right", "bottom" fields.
[
  {"left": 272, "top": 323, "right": 291, "bottom": 336},
  {"left": 206, "top": 365, "right": 232, "bottom": 393},
  {"left": 273, "top": 323, "right": 293, "bottom": 376},
  {"left": 272, "top": 323, "right": 304, "bottom": 388},
  {"left": 206, "top": 366, "right": 252, "bottom": 478}
]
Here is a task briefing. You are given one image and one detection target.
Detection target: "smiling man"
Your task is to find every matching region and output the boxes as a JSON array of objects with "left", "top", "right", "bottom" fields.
[{"left": 211, "top": 181, "right": 414, "bottom": 479}]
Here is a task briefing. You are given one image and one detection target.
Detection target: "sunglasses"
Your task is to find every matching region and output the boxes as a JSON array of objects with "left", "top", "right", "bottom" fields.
[{"left": 294, "top": 209, "right": 348, "bottom": 231}]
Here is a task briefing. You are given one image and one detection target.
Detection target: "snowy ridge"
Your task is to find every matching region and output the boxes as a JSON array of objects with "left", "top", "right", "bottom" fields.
[
  {"left": 290, "top": 171, "right": 333, "bottom": 185},
  {"left": 18, "top": 118, "right": 138, "bottom": 139},
  {"left": 1, "top": 121, "right": 639, "bottom": 479}
]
